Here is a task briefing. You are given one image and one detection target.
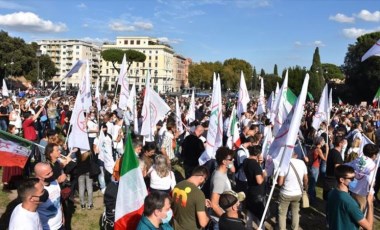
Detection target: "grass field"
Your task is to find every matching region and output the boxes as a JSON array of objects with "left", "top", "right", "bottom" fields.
[{"left": 0, "top": 168, "right": 379, "bottom": 229}]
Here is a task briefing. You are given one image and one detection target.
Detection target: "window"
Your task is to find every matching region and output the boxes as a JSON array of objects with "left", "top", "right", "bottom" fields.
[
  {"left": 76, "top": 46, "right": 79, "bottom": 49},
  {"left": 149, "top": 63, "right": 151, "bottom": 67},
  {"left": 149, "top": 50, "right": 152, "bottom": 54},
  {"left": 124, "top": 40, "right": 128, "bottom": 45},
  {"left": 76, "top": 52, "right": 79, "bottom": 55},
  {"left": 143, "top": 63, "right": 145, "bottom": 67},
  {"left": 149, "top": 56, "right": 151, "bottom": 60},
  {"left": 137, "top": 40, "right": 140, "bottom": 45},
  {"left": 156, "top": 51, "right": 158, "bottom": 54},
  {"left": 155, "top": 63, "right": 158, "bottom": 68},
  {"left": 130, "top": 40, "right": 134, "bottom": 45},
  {"left": 106, "top": 69, "right": 109, "bottom": 74},
  {"left": 155, "top": 56, "right": 158, "bottom": 60},
  {"left": 112, "top": 69, "right": 115, "bottom": 74},
  {"left": 136, "top": 63, "right": 139, "bottom": 67}
]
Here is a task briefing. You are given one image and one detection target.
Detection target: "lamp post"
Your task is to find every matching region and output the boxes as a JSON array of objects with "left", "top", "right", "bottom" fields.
[
  {"left": 36, "top": 50, "right": 41, "bottom": 88},
  {"left": 154, "top": 70, "right": 158, "bottom": 92}
]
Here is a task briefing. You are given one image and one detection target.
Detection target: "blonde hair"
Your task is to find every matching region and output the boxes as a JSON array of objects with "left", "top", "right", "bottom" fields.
[
  {"left": 352, "top": 138, "right": 361, "bottom": 148},
  {"left": 154, "top": 155, "right": 170, "bottom": 178}
]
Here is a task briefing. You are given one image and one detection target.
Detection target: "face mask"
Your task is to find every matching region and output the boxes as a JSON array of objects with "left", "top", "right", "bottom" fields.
[
  {"left": 198, "top": 180, "right": 205, "bottom": 189},
  {"left": 161, "top": 209, "right": 173, "bottom": 224},
  {"left": 34, "top": 189, "right": 49, "bottom": 203},
  {"left": 349, "top": 178, "right": 358, "bottom": 190},
  {"left": 227, "top": 162, "right": 233, "bottom": 169},
  {"left": 90, "top": 116, "right": 95, "bottom": 120},
  {"left": 44, "top": 175, "right": 56, "bottom": 184}
]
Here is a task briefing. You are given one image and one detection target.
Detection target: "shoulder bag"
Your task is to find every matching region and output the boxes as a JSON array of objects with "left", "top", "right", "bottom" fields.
[{"left": 289, "top": 162, "right": 309, "bottom": 208}]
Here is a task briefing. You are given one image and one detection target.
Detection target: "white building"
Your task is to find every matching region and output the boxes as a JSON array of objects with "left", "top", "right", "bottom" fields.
[
  {"left": 37, "top": 39, "right": 101, "bottom": 88},
  {"left": 100, "top": 36, "right": 189, "bottom": 93}
]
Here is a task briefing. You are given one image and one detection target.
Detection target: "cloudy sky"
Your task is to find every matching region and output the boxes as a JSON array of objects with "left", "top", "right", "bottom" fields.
[{"left": 0, "top": 0, "right": 379, "bottom": 72}]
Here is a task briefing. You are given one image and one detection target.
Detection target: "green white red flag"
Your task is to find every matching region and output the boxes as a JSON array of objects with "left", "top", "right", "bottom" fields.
[
  {"left": 373, "top": 87, "right": 380, "bottom": 107},
  {"left": 114, "top": 132, "right": 148, "bottom": 229},
  {"left": 226, "top": 105, "right": 240, "bottom": 150}
]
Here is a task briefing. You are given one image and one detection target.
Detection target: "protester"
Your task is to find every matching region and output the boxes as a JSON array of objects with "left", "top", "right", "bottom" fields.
[
  {"left": 9, "top": 178, "right": 45, "bottom": 230},
  {"left": 234, "top": 136, "right": 255, "bottom": 193},
  {"left": 136, "top": 191, "right": 173, "bottom": 230},
  {"left": 148, "top": 154, "right": 176, "bottom": 193},
  {"left": 34, "top": 162, "right": 64, "bottom": 230},
  {"left": 218, "top": 190, "right": 246, "bottom": 230},
  {"left": 277, "top": 152, "right": 308, "bottom": 230},
  {"left": 308, "top": 136, "right": 327, "bottom": 203},
  {"left": 327, "top": 165, "right": 373, "bottom": 230},
  {"left": 172, "top": 166, "right": 210, "bottom": 229},
  {"left": 75, "top": 150, "right": 94, "bottom": 210},
  {"left": 181, "top": 125, "right": 205, "bottom": 178}
]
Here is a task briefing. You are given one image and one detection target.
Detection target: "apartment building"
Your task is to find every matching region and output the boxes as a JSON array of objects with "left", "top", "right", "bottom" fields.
[
  {"left": 37, "top": 39, "right": 101, "bottom": 88},
  {"left": 100, "top": 36, "right": 189, "bottom": 93}
]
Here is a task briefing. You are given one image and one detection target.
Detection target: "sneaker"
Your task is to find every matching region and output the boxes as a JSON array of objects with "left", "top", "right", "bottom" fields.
[
  {"left": 81, "top": 204, "right": 86, "bottom": 210},
  {"left": 87, "top": 204, "right": 94, "bottom": 210}
]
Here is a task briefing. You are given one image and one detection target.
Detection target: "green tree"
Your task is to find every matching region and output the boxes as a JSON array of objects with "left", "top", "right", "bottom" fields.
[
  {"left": 263, "top": 74, "right": 281, "bottom": 95},
  {"left": 273, "top": 64, "right": 278, "bottom": 76},
  {"left": 342, "top": 31, "right": 380, "bottom": 103},
  {"left": 101, "top": 48, "right": 146, "bottom": 74},
  {"left": 222, "top": 58, "right": 253, "bottom": 91},
  {"left": 321, "top": 63, "right": 345, "bottom": 81},
  {"left": 260, "top": 68, "right": 266, "bottom": 77},
  {"left": 309, "top": 47, "right": 324, "bottom": 100}
]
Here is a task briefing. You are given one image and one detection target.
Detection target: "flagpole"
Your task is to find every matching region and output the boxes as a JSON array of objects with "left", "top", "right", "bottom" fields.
[
  {"left": 297, "top": 138, "right": 306, "bottom": 157},
  {"left": 64, "top": 124, "right": 72, "bottom": 146},
  {"left": 258, "top": 145, "right": 288, "bottom": 230},
  {"left": 363, "top": 153, "right": 380, "bottom": 216},
  {"left": 0, "top": 130, "right": 46, "bottom": 149}
]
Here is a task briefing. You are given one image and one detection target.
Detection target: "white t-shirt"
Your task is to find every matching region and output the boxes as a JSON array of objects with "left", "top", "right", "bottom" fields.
[
  {"left": 279, "top": 158, "right": 308, "bottom": 196},
  {"left": 37, "top": 181, "right": 62, "bottom": 230},
  {"left": 106, "top": 121, "right": 114, "bottom": 135},
  {"left": 87, "top": 119, "right": 98, "bottom": 138},
  {"left": 100, "top": 133, "right": 115, "bottom": 174},
  {"left": 9, "top": 203, "right": 42, "bottom": 230},
  {"left": 149, "top": 168, "right": 176, "bottom": 190},
  {"left": 112, "top": 124, "right": 123, "bottom": 154}
]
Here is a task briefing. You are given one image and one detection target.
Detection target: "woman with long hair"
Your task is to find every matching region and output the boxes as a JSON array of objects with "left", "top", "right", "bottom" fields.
[
  {"left": 75, "top": 150, "right": 94, "bottom": 210},
  {"left": 308, "top": 136, "right": 327, "bottom": 203},
  {"left": 148, "top": 154, "right": 176, "bottom": 193}
]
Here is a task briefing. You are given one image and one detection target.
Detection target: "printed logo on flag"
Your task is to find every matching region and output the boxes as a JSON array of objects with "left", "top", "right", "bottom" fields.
[
  {"left": 142, "top": 102, "right": 157, "bottom": 126},
  {"left": 76, "top": 109, "right": 87, "bottom": 132}
]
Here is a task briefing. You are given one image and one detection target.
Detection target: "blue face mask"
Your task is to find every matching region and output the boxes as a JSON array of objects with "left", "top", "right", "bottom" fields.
[
  {"left": 161, "top": 209, "right": 173, "bottom": 224},
  {"left": 349, "top": 178, "right": 358, "bottom": 190}
]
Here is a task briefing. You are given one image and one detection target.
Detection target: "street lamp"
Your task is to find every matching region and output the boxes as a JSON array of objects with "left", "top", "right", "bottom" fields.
[
  {"left": 154, "top": 70, "right": 158, "bottom": 92},
  {"left": 36, "top": 50, "right": 42, "bottom": 88}
]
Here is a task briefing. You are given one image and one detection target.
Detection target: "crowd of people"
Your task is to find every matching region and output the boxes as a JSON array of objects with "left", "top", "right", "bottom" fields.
[{"left": 0, "top": 87, "right": 379, "bottom": 230}]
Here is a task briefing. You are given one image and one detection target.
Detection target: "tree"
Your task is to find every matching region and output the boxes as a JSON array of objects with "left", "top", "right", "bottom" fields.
[
  {"left": 101, "top": 48, "right": 146, "bottom": 74},
  {"left": 263, "top": 74, "right": 281, "bottom": 95},
  {"left": 260, "top": 68, "right": 266, "bottom": 77},
  {"left": 342, "top": 31, "right": 380, "bottom": 103},
  {"left": 321, "top": 63, "right": 345, "bottom": 81},
  {"left": 273, "top": 64, "right": 278, "bottom": 76},
  {"left": 309, "top": 47, "right": 324, "bottom": 100},
  {"left": 222, "top": 58, "right": 253, "bottom": 91}
]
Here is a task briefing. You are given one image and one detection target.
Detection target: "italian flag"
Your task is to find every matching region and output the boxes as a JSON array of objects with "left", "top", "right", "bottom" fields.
[
  {"left": 114, "top": 132, "right": 148, "bottom": 230},
  {"left": 373, "top": 87, "right": 380, "bottom": 108},
  {"left": 338, "top": 97, "right": 344, "bottom": 106},
  {"left": 227, "top": 105, "right": 241, "bottom": 150},
  {"left": 284, "top": 88, "right": 297, "bottom": 113}
]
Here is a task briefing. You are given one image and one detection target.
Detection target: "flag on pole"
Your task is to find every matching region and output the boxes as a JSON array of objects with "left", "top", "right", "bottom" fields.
[
  {"left": 68, "top": 91, "right": 90, "bottom": 151},
  {"left": 312, "top": 84, "right": 329, "bottom": 131},
  {"left": 373, "top": 87, "right": 380, "bottom": 107},
  {"left": 237, "top": 71, "right": 249, "bottom": 118},
  {"left": 175, "top": 97, "right": 184, "bottom": 133},
  {"left": 307, "top": 92, "right": 314, "bottom": 101},
  {"left": 80, "top": 60, "right": 92, "bottom": 112},
  {"left": 266, "top": 74, "right": 310, "bottom": 175},
  {"left": 2, "top": 79, "right": 9, "bottom": 97},
  {"left": 127, "top": 83, "right": 139, "bottom": 134},
  {"left": 186, "top": 88, "right": 196, "bottom": 123},
  {"left": 0, "top": 130, "right": 33, "bottom": 168},
  {"left": 338, "top": 97, "right": 344, "bottom": 105},
  {"left": 256, "top": 77, "right": 266, "bottom": 115},
  {"left": 266, "top": 91, "right": 274, "bottom": 118},
  {"left": 284, "top": 88, "right": 297, "bottom": 113},
  {"left": 261, "top": 128, "right": 273, "bottom": 159},
  {"left": 361, "top": 39, "right": 380, "bottom": 62},
  {"left": 359, "top": 134, "right": 375, "bottom": 157},
  {"left": 114, "top": 132, "right": 148, "bottom": 230},
  {"left": 117, "top": 54, "right": 128, "bottom": 85},
  {"left": 95, "top": 78, "right": 101, "bottom": 112},
  {"left": 226, "top": 105, "right": 241, "bottom": 150},
  {"left": 65, "top": 60, "right": 84, "bottom": 78},
  {"left": 141, "top": 72, "right": 171, "bottom": 141},
  {"left": 271, "top": 70, "right": 289, "bottom": 136},
  {"left": 199, "top": 75, "right": 223, "bottom": 165}
]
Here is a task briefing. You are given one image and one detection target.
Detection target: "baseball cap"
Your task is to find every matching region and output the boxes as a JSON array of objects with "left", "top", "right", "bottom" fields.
[
  {"left": 113, "top": 108, "right": 124, "bottom": 119},
  {"left": 219, "top": 190, "right": 246, "bottom": 210}
]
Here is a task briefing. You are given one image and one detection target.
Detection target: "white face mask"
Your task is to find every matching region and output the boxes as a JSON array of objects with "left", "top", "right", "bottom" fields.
[{"left": 227, "top": 162, "right": 233, "bottom": 169}]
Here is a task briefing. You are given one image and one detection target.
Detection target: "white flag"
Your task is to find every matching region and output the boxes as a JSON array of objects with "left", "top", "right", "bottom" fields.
[
  {"left": 80, "top": 60, "right": 92, "bottom": 112},
  {"left": 95, "top": 78, "right": 101, "bottom": 112},
  {"left": 186, "top": 88, "right": 196, "bottom": 123},
  {"left": 359, "top": 134, "right": 375, "bottom": 157},
  {"left": 361, "top": 39, "right": 380, "bottom": 62},
  {"left": 117, "top": 54, "right": 127, "bottom": 85},
  {"left": 141, "top": 76, "right": 171, "bottom": 141},
  {"left": 126, "top": 83, "right": 139, "bottom": 135},
  {"left": 199, "top": 75, "right": 223, "bottom": 165},
  {"left": 272, "top": 71, "right": 289, "bottom": 136},
  {"left": 256, "top": 77, "right": 266, "bottom": 115},
  {"left": 266, "top": 91, "right": 274, "bottom": 118},
  {"left": 266, "top": 74, "right": 309, "bottom": 176},
  {"left": 68, "top": 91, "right": 90, "bottom": 150},
  {"left": 237, "top": 71, "right": 250, "bottom": 118},
  {"left": 312, "top": 84, "right": 329, "bottom": 131},
  {"left": 2, "top": 79, "right": 9, "bottom": 97},
  {"left": 175, "top": 97, "right": 184, "bottom": 133},
  {"left": 65, "top": 60, "right": 84, "bottom": 78},
  {"left": 262, "top": 127, "right": 273, "bottom": 159},
  {"left": 226, "top": 105, "right": 241, "bottom": 150}
]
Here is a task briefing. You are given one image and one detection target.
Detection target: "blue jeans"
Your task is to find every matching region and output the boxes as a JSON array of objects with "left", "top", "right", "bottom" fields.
[
  {"left": 49, "top": 118, "right": 56, "bottom": 130},
  {"left": 0, "top": 120, "right": 7, "bottom": 131},
  {"left": 98, "top": 160, "right": 106, "bottom": 190},
  {"left": 308, "top": 166, "right": 319, "bottom": 203}
]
